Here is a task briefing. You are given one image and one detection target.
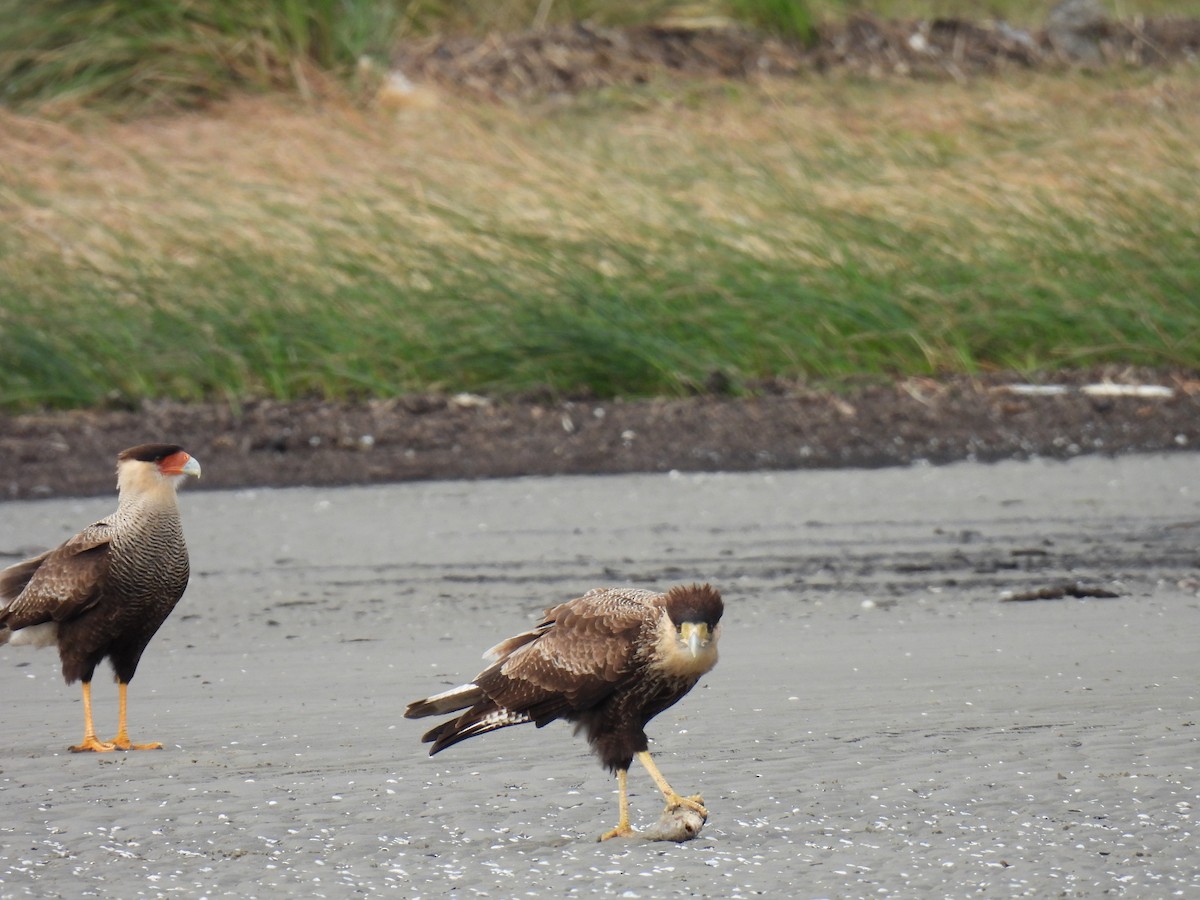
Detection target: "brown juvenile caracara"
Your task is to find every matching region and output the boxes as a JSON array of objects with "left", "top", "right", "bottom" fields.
[
  {"left": 0, "top": 444, "right": 201, "bottom": 752},
  {"left": 405, "top": 583, "right": 723, "bottom": 840}
]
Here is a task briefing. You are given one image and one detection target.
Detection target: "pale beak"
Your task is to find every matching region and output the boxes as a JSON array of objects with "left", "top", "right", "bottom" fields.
[
  {"left": 161, "top": 452, "right": 202, "bottom": 478},
  {"left": 680, "top": 621, "right": 710, "bottom": 658}
]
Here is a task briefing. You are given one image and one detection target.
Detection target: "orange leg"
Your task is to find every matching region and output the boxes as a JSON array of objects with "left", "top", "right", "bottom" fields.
[
  {"left": 69, "top": 682, "right": 115, "bottom": 753},
  {"left": 637, "top": 751, "right": 707, "bottom": 817},
  {"left": 110, "top": 682, "right": 162, "bottom": 751},
  {"left": 598, "top": 768, "right": 636, "bottom": 840}
]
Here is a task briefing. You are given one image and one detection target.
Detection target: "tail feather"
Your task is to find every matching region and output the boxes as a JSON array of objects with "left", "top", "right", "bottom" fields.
[
  {"left": 404, "top": 683, "right": 485, "bottom": 719},
  {"left": 423, "top": 706, "right": 534, "bottom": 755}
]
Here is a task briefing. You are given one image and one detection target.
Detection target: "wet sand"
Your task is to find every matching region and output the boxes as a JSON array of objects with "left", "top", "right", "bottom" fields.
[{"left": 1, "top": 454, "right": 1198, "bottom": 897}]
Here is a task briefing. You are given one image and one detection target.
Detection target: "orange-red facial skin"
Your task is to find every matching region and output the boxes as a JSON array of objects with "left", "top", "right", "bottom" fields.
[{"left": 157, "top": 451, "right": 194, "bottom": 476}]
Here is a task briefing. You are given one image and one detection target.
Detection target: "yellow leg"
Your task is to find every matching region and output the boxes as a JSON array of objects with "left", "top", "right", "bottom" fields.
[
  {"left": 69, "top": 682, "right": 115, "bottom": 753},
  {"left": 636, "top": 751, "right": 707, "bottom": 817},
  {"left": 597, "top": 768, "right": 637, "bottom": 841},
  {"left": 110, "top": 682, "right": 162, "bottom": 751}
]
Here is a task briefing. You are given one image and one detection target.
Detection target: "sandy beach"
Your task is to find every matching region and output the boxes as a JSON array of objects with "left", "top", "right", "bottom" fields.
[{"left": 1, "top": 453, "right": 1197, "bottom": 898}]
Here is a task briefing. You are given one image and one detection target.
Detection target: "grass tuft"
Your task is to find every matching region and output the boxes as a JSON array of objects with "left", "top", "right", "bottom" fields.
[
  {"left": 0, "top": 0, "right": 401, "bottom": 114},
  {"left": 725, "top": 0, "right": 817, "bottom": 42}
]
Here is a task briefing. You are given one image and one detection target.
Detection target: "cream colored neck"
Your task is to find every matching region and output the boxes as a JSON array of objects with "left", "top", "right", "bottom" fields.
[{"left": 117, "top": 463, "right": 181, "bottom": 509}]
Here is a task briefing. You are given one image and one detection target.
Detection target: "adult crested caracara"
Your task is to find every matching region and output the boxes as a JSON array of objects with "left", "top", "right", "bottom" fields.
[
  {"left": 0, "top": 444, "right": 201, "bottom": 752},
  {"left": 405, "top": 583, "right": 723, "bottom": 840}
]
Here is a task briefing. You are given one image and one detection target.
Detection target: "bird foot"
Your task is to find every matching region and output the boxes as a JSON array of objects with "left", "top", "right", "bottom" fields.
[
  {"left": 597, "top": 824, "right": 638, "bottom": 841},
  {"left": 665, "top": 793, "right": 707, "bottom": 818},
  {"left": 111, "top": 736, "right": 163, "bottom": 751},
  {"left": 69, "top": 736, "right": 116, "bottom": 753}
]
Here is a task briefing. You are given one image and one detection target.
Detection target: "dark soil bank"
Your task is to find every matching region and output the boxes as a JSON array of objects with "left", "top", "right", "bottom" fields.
[{"left": 3, "top": 370, "right": 1197, "bottom": 500}]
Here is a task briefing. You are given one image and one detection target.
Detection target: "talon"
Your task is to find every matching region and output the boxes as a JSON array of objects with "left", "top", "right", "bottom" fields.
[
  {"left": 111, "top": 738, "right": 163, "bottom": 751},
  {"left": 598, "top": 824, "right": 637, "bottom": 841},
  {"left": 665, "top": 793, "right": 707, "bottom": 818},
  {"left": 70, "top": 737, "right": 116, "bottom": 753}
]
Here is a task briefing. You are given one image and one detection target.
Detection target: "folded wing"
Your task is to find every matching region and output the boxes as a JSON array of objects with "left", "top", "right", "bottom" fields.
[{"left": 0, "top": 525, "right": 112, "bottom": 633}]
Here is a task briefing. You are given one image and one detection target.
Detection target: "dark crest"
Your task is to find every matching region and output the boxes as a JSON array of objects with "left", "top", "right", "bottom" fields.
[
  {"left": 663, "top": 583, "right": 723, "bottom": 630},
  {"left": 118, "top": 444, "right": 187, "bottom": 464}
]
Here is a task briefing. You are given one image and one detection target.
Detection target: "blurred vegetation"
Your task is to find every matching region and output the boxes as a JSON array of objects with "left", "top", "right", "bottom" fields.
[
  {"left": 0, "top": 0, "right": 404, "bottom": 115},
  {"left": 2, "top": 68, "right": 1197, "bottom": 409},
  {"left": 1, "top": 1, "right": 1197, "bottom": 410},
  {"left": 726, "top": 0, "right": 817, "bottom": 39}
]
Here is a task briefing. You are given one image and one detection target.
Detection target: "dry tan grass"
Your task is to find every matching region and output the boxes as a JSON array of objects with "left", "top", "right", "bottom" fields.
[{"left": 2, "top": 68, "right": 1198, "bottom": 294}]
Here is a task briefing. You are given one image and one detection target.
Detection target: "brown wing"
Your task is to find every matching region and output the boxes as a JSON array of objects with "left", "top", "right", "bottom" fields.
[
  {"left": 0, "top": 524, "right": 112, "bottom": 630},
  {"left": 478, "top": 588, "right": 659, "bottom": 725},
  {"left": 0, "top": 552, "right": 51, "bottom": 603}
]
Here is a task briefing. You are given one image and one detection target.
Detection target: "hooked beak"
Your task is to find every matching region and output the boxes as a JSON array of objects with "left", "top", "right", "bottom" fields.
[{"left": 680, "top": 621, "right": 711, "bottom": 658}]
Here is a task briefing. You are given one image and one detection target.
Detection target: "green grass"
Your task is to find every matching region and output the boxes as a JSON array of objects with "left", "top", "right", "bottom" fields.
[
  {"left": 0, "top": 0, "right": 402, "bottom": 114},
  {"left": 1, "top": 71, "right": 1198, "bottom": 410}
]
